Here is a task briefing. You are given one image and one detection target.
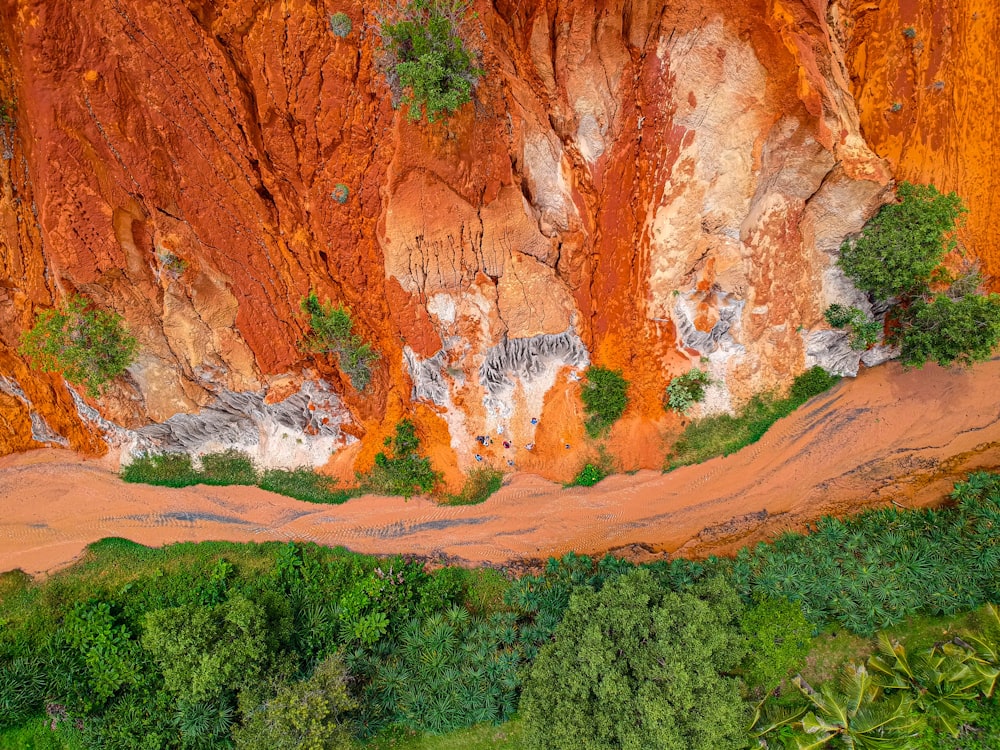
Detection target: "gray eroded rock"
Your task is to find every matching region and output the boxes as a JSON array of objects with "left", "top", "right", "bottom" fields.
[{"left": 805, "top": 329, "right": 861, "bottom": 377}]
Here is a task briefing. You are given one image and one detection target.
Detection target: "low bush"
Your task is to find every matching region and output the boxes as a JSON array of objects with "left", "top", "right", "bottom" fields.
[
  {"left": 442, "top": 466, "right": 504, "bottom": 505},
  {"left": 824, "top": 303, "right": 882, "bottom": 350},
  {"left": 328, "top": 12, "right": 352, "bottom": 38},
  {"left": 664, "top": 367, "right": 713, "bottom": 412},
  {"left": 580, "top": 366, "right": 629, "bottom": 438},
  {"left": 361, "top": 420, "right": 441, "bottom": 498},
  {"left": 19, "top": 295, "right": 137, "bottom": 396},
  {"left": 300, "top": 292, "right": 378, "bottom": 391},
  {"left": 378, "top": 0, "right": 481, "bottom": 123},
  {"left": 567, "top": 462, "right": 607, "bottom": 487},
  {"left": 667, "top": 366, "right": 839, "bottom": 469},
  {"left": 122, "top": 452, "right": 354, "bottom": 504}
]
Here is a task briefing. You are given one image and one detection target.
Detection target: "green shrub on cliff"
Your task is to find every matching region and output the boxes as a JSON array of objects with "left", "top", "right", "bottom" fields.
[
  {"left": 361, "top": 419, "right": 440, "bottom": 497},
  {"left": 839, "top": 182, "right": 966, "bottom": 302},
  {"left": 19, "top": 295, "right": 137, "bottom": 396},
  {"left": 824, "top": 303, "right": 882, "bottom": 350},
  {"left": 581, "top": 366, "right": 629, "bottom": 438},
  {"left": 379, "top": 0, "right": 481, "bottom": 123},
  {"left": 300, "top": 292, "right": 378, "bottom": 391},
  {"left": 665, "top": 368, "right": 713, "bottom": 413},
  {"left": 838, "top": 182, "right": 1000, "bottom": 367}
]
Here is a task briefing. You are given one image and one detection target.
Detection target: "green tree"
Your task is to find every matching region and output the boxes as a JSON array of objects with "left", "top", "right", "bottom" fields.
[
  {"left": 19, "top": 295, "right": 137, "bottom": 395},
  {"left": 839, "top": 182, "right": 965, "bottom": 301},
  {"left": 738, "top": 597, "right": 812, "bottom": 694},
  {"left": 235, "top": 653, "right": 357, "bottom": 750},
  {"left": 360, "top": 419, "right": 440, "bottom": 497},
  {"left": 519, "top": 569, "right": 749, "bottom": 750},
  {"left": 898, "top": 292, "right": 1000, "bottom": 368},
  {"left": 300, "top": 292, "right": 378, "bottom": 391},
  {"left": 141, "top": 595, "right": 272, "bottom": 704},
  {"left": 837, "top": 183, "right": 1000, "bottom": 368},
  {"left": 581, "top": 366, "right": 629, "bottom": 437},
  {"left": 380, "top": 0, "right": 481, "bottom": 123}
]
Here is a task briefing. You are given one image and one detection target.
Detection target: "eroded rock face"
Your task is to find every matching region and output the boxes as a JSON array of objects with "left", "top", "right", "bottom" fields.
[
  {"left": 0, "top": 0, "right": 900, "bottom": 477},
  {"left": 842, "top": 0, "right": 1000, "bottom": 280}
]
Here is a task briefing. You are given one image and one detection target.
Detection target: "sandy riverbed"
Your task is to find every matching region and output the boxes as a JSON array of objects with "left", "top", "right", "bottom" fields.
[{"left": 2, "top": 361, "right": 998, "bottom": 576}]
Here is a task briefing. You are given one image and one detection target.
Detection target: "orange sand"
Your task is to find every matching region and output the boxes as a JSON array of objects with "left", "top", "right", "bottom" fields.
[{"left": 2, "top": 361, "right": 999, "bottom": 577}]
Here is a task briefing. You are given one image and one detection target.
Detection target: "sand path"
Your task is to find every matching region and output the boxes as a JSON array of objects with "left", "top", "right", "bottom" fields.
[{"left": 2, "top": 361, "right": 999, "bottom": 576}]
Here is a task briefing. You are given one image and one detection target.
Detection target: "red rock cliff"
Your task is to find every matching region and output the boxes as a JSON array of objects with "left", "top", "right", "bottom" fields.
[
  {"left": 843, "top": 0, "right": 999, "bottom": 280},
  {"left": 0, "top": 0, "right": 898, "bottom": 480}
]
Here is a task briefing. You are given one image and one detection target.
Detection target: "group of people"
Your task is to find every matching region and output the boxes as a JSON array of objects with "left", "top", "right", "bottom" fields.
[{"left": 471, "top": 418, "right": 570, "bottom": 466}]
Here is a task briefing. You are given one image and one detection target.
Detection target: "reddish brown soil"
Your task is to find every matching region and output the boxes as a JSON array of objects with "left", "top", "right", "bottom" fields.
[{"left": 2, "top": 361, "right": 999, "bottom": 577}]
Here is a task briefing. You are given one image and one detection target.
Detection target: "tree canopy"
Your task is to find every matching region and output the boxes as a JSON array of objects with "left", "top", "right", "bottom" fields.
[{"left": 519, "top": 569, "right": 749, "bottom": 750}]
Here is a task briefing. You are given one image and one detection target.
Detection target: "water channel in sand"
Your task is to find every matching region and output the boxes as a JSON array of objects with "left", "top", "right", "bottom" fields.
[{"left": 1, "top": 361, "right": 998, "bottom": 576}]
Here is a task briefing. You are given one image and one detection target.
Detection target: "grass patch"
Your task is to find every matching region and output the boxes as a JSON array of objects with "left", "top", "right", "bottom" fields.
[
  {"left": 259, "top": 467, "right": 357, "bottom": 504},
  {"left": 121, "top": 451, "right": 353, "bottom": 504},
  {"left": 124, "top": 421, "right": 442, "bottom": 503},
  {"left": 441, "top": 466, "right": 504, "bottom": 505},
  {"left": 367, "top": 720, "right": 524, "bottom": 750},
  {"left": 0, "top": 717, "right": 85, "bottom": 750},
  {"left": 666, "top": 366, "right": 839, "bottom": 470}
]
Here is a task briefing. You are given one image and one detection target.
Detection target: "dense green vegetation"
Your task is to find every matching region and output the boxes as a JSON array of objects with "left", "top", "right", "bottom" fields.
[
  {"left": 123, "top": 421, "right": 447, "bottom": 503},
  {"left": 566, "top": 462, "right": 608, "bottom": 487},
  {"left": 667, "top": 366, "right": 839, "bottom": 469},
  {"left": 300, "top": 292, "right": 378, "bottom": 391},
  {"left": 379, "top": 0, "right": 481, "bottom": 123},
  {"left": 441, "top": 467, "right": 504, "bottom": 505},
  {"left": 823, "top": 303, "right": 883, "bottom": 350},
  {"left": 580, "top": 366, "right": 629, "bottom": 438},
  {"left": 664, "top": 367, "right": 714, "bottom": 413},
  {"left": 20, "top": 295, "right": 137, "bottom": 396},
  {"left": 838, "top": 182, "right": 1000, "bottom": 367},
  {"left": 360, "top": 420, "right": 441, "bottom": 498},
  {"left": 121, "top": 451, "right": 357, "bottom": 504},
  {"left": 520, "top": 570, "right": 749, "bottom": 749},
  {"left": 840, "top": 183, "right": 965, "bottom": 301},
  {"left": 6, "top": 472, "right": 1000, "bottom": 749}
]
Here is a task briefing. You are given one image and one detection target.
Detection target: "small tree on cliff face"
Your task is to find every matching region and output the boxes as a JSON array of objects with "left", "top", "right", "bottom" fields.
[
  {"left": 300, "top": 292, "right": 378, "bottom": 391},
  {"left": 19, "top": 295, "right": 137, "bottom": 396},
  {"left": 839, "top": 182, "right": 966, "bottom": 302},
  {"left": 377, "top": 0, "right": 482, "bottom": 123},
  {"left": 838, "top": 182, "right": 1000, "bottom": 368}
]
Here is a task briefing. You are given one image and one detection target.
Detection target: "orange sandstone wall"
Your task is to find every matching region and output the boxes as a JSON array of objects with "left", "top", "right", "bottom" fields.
[
  {"left": 843, "top": 0, "right": 1000, "bottom": 278},
  {"left": 0, "top": 0, "right": 890, "bottom": 480}
]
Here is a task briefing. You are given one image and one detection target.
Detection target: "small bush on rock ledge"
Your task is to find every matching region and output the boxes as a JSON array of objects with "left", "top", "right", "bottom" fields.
[
  {"left": 19, "top": 295, "right": 137, "bottom": 396},
  {"left": 665, "top": 368, "right": 713, "bottom": 413},
  {"left": 300, "top": 291, "right": 378, "bottom": 391},
  {"left": 581, "top": 366, "right": 629, "bottom": 438},
  {"left": 378, "top": 0, "right": 481, "bottom": 123}
]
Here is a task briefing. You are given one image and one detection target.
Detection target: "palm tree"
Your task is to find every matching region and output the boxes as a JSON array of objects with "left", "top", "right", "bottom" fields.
[
  {"left": 753, "top": 665, "right": 924, "bottom": 749},
  {"left": 867, "top": 634, "right": 980, "bottom": 737}
]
